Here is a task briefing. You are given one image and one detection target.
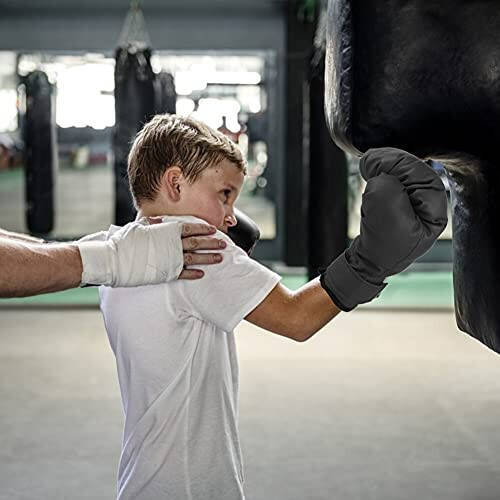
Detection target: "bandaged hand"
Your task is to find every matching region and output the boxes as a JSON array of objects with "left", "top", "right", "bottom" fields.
[{"left": 77, "top": 219, "right": 223, "bottom": 287}]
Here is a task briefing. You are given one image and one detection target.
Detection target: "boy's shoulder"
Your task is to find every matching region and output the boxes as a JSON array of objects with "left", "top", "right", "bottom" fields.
[{"left": 100, "top": 216, "right": 280, "bottom": 334}]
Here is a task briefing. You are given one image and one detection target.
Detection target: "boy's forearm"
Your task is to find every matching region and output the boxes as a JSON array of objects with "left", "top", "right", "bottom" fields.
[
  {"left": 245, "top": 278, "right": 342, "bottom": 341},
  {"left": 290, "top": 277, "right": 341, "bottom": 341}
]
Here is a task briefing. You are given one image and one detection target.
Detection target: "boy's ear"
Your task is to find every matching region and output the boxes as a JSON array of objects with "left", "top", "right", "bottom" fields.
[{"left": 163, "top": 166, "right": 183, "bottom": 201}]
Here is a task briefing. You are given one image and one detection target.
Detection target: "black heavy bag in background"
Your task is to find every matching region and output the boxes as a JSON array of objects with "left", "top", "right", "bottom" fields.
[
  {"left": 113, "top": 45, "right": 156, "bottom": 225},
  {"left": 325, "top": 0, "right": 500, "bottom": 354},
  {"left": 22, "top": 70, "right": 56, "bottom": 235},
  {"left": 155, "top": 71, "right": 177, "bottom": 115}
]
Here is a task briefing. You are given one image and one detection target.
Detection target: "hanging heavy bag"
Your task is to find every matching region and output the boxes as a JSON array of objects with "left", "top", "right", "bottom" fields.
[
  {"left": 155, "top": 71, "right": 177, "bottom": 115},
  {"left": 23, "top": 70, "right": 56, "bottom": 236},
  {"left": 324, "top": 0, "right": 500, "bottom": 354},
  {"left": 113, "top": 45, "right": 156, "bottom": 226}
]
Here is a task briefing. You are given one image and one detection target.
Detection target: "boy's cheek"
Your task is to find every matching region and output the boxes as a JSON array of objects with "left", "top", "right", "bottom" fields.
[{"left": 203, "top": 205, "right": 225, "bottom": 228}]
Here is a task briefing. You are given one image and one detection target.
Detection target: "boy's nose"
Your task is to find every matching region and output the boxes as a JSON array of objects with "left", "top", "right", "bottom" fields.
[{"left": 225, "top": 214, "right": 237, "bottom": 227}]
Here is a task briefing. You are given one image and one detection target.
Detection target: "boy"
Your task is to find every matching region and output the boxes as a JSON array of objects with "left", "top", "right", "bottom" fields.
[{"left": 99, "top": 114, "right": 447, "bottom": 499}]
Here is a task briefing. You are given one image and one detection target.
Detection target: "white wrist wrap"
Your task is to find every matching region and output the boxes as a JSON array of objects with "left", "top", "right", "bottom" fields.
[
  {"left": 78, "top": 219, "right": 184, "bottom": 287},
  {"left": 78, "top": 240, "right": 114, "bottom": 286}
]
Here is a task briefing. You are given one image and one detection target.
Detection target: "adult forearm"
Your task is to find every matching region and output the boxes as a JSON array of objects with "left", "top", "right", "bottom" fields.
[
  {"left": 0, "top": 228, "right": 45, "bottom": 244},
  {"left": 290, "top": 278, "right": 342, "bottom": 341},
  {"left": 0, "top": 239, "right": 82, "bottom": 298}
]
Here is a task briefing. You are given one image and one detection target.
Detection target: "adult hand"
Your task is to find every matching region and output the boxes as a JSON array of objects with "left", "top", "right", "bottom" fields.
[
  {"left": 78, "top": 218, "right": 225, "bottom": 287},
  {"left": 147, "top": 218, "right": 226, "bottom": 280}
]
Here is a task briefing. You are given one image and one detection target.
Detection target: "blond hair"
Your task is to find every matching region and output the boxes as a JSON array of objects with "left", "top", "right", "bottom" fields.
[{"left": 128, "top": 113, "right": 246, "bottom": 206}]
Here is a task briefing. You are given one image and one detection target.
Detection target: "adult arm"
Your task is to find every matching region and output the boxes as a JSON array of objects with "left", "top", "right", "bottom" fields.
[
  {"left": 0, "top": 222, "right": 226, "bottom": 298},
  {"left": 0, "top": 228, "right": 45, "bottom": 244},
  {"left": 0, "top": 239, "right": 81, "bottom": 297}
]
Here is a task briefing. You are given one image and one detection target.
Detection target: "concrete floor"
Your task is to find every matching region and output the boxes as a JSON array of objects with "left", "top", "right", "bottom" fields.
[{"left": 0, "top": 309, "right": 499, "bottom": 500}]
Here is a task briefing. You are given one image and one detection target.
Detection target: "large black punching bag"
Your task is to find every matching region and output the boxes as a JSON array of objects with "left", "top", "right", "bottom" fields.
[
  {"left": 325, "top": 0, "right": 500, "bottom": 354},
  {"left": 22, "top": 70, "right": 56, "bottom": 235},
  {"left": 307, "top": 6, "right": 348, "bottom": 280},
  {"left": 113, "top": 45, "right": 156, "bottom": 225}
]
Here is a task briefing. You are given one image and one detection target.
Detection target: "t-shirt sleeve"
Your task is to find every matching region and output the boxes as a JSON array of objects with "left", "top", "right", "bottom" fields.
[
  {"left": 77, "top": 229, "right": 111, "bottom": 243},
  {"left": 179, "top": 234, "right": 281, "bottom": 332}
]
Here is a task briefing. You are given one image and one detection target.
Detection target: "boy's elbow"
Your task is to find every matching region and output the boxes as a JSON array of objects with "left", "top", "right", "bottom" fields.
[
  {"left": 291, "top": 333, "right": 308, "bottom": 343},
  {"left": 285, "top": 299, "right": 316, "bottom": 342},
  {"left": 288, "top": 322, "right": 315, "bottom": 343}
]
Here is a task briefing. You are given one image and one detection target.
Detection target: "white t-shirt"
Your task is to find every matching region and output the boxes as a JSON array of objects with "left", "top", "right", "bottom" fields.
[{"left": 99, "top": 215, "right": 281, "bottom": 500}]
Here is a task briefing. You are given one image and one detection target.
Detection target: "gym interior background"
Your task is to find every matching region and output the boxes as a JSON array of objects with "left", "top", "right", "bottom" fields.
[{"left": 0, "top": 1, "right": 498, "bottom": 500}]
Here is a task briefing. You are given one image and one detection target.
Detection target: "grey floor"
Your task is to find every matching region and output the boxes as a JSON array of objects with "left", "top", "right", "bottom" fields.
[{"left": 0, "top": 309, "right": 499, "bottom": 500}]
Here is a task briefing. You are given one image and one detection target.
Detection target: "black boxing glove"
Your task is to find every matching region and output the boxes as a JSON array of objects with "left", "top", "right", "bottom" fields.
[
  {"left": 320, "top": 147, "right": 448, "bottom": 311},
  {"left": 227, "top": 208, "right": 260, "bottom": 256}
]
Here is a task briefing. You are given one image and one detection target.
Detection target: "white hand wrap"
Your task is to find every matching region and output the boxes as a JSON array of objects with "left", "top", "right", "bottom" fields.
[{"left": 77, "top": 219, "right": 184, "bottom": 287}]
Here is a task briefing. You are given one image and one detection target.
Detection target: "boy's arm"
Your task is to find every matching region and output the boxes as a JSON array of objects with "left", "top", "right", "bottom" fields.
[
  {"left": 245, "top": 277, "right": 341, "bottom": 342},
  {"left": 247, "top": 148, "right": 448, "bottom": 337}
]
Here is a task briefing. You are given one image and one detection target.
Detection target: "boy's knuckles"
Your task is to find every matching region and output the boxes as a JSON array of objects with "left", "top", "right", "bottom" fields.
[{"left": 370, "top": 174, "right": 404, "bottom": 194}]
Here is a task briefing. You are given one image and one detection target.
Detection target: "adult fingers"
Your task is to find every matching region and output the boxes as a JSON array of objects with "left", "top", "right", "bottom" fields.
[
  {"left": 181, "top": 223, "right": 217, "bottom": 238},
  {"left": 145, "top": 220, "right": 218, "bottom": 235},
  {"left": 182, "top": 236, "right": 227, "bottom": 252},
  {"left": 146, "top": 216, "right": 164, "bottom": 225},
  {"left": 178, "top": 268, "right": 205, "bottom": 280},
  {"left": 179, "top": 252, "right": 224, "bottom": 280},
  {"left": 183, "top": 252, "right": 223, "bottom": 267}
]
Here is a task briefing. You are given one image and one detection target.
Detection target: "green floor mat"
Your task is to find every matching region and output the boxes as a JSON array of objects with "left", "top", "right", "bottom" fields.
[
  {"left": 0, "top": 271, "right": 454, "bottom": 309},
  {"left": 0, "top": 286, "right": 100, "bottom": 307},
  {"left": 361, "top": 271, "right": 453, "bottom": 309},
  {"left": 281, "top": 271, "right": 453, "bottom": 309},
  {"left": 0, "top": 168, "right": 23, "bottom": 191}
]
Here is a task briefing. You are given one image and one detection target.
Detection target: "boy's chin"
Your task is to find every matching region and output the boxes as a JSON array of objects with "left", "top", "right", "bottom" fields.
[{"left": 191, "top": 213, "right": 226, "bottom": 232}]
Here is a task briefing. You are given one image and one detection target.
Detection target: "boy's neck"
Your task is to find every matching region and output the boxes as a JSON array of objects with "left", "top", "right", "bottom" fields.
[{"left": 136, "top": 198, "right": 174, "bottom": 220}]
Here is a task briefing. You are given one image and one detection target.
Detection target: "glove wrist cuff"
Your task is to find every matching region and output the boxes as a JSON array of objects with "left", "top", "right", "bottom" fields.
[{"left": 320, "top": 252, "right": 387, "bottom": 311}]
